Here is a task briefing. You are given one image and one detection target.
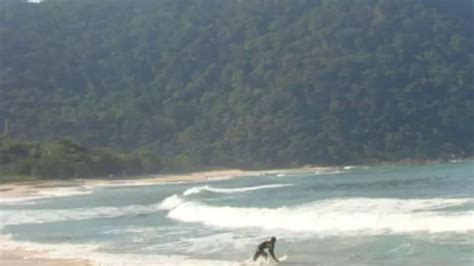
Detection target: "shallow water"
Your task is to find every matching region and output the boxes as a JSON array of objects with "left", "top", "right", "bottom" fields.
[{"left": 1, "top": 161, "right": 473, "bottom": 265}]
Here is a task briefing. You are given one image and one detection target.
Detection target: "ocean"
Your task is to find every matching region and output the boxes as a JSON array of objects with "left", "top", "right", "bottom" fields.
[{"left": 1, "top": 161, "right": 473, "bottom": 265}]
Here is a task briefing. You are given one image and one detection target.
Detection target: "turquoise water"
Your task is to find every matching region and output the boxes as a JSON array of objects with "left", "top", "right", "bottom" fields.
[{"left": 1, "top": 161, "right": 473, "bottom": 265}]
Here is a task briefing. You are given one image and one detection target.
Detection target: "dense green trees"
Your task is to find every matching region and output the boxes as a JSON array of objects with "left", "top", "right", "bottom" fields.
[
  {"left": 0, "top": 0, "right": 472, "bottom": 178},
  {"left": 0, "top": 137, "right": 162, "bottom": 181}
]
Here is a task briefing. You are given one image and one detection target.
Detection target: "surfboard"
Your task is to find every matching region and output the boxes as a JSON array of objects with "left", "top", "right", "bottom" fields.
[
  {"left": 278, "top": 255, "right": 288, "bottom": 262},
  {"left": 241, "top": 255, "right": 287, "bottom": 265}
]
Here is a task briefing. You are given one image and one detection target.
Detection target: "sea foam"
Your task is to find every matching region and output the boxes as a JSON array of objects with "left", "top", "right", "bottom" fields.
[
  {"left": 0, "top": 202, "right": 163, "bottom": 228},
  {"left": 0, "top": 234, "right": 242, "bottom": 266},
  {"left": 183, "top": 183, "right": 294, "bottom": 196},
  {"left": 158, "top": 194, "right": 185, "bottom": 210},
  {"left": 165, "top": 197, "right": 474, "bottom": 235},
  {"left": 0, "top": 186, "right": 92, "bottom": 205}
]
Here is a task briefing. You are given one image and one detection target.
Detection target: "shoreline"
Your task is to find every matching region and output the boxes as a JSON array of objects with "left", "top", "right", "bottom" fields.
[
  {"left": 0, "top": 160, "right": 471, "bottom": 265},
  {"left": 0, "top": 167, "right": 326, "bottom": 266},
  {"left": 0, "top": 169, "right": 261, "bottom": 201},
  {"left": 0, "top": 248, "right": 91, "bottom": 266},
  {"left": 0, "top": 166, "right": 345, "bottom": 201}
]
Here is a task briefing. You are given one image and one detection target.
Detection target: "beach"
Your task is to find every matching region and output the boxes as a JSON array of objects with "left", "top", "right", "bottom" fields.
[
  {"left": 0, "top": 169, "right": 252, "bottom": 265},
  {"left": 0, "top": 248, "right": 91, "bottom": 266},
  {"left": 0, "top": 168, "right": 306, "bottom": 266},
  {"left": 1, "top": 162, "right": 471, "bottom": 266},
  {"left": 0, "top": 167, "right": 338, "bottom": 201}
]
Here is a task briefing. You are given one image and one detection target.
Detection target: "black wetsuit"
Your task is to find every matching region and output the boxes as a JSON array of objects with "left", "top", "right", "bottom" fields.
[{"left": 253, "top": 240, "right": 278, "bottom": 262}]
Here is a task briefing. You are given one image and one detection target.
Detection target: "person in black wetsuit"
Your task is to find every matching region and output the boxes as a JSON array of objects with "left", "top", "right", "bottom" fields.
[{"left": 253, "top": 236, "right": 279, "bottom": 262}]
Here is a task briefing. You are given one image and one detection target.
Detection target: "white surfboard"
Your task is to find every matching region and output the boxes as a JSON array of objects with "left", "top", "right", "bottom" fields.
[
  {"left": 278, "top": 255, "right": 288, "bottom": 262},
  {"left": 241, "top": 255, "right": 288, "bottom": 265}
]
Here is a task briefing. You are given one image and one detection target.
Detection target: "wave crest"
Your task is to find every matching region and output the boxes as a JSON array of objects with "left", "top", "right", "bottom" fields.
[
  {"left": 183, "top": 183, "right": 294, "bottom": 196},
  {"left": 158, "top": 194, "right": 185, "bottom": 210},
  {"left": 166, "top": 197, "right": 474, "bottom": 235}
]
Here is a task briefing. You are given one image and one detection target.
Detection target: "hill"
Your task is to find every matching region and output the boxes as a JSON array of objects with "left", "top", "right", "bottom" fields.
[{"left": 0, "top": 0, "right": 472, "bottom": 177}]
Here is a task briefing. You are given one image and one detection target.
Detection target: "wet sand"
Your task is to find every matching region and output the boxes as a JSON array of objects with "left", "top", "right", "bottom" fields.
[
  {"left": 0, "top": 248, "right": 92, "bottom": 266},
  {"left": 0, "top": 169, "right": 258, "bottom": 265},
  {"left": 0, "top": 169, "right": 252, "bottom": 200},
  {"left": 0, "top": 167, "right": 337, "bottom": 265}
]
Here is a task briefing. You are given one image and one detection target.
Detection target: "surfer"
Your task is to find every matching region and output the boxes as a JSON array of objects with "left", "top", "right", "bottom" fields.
[{"left": 253, "top": 236, "right": 279, "bottom": 262}]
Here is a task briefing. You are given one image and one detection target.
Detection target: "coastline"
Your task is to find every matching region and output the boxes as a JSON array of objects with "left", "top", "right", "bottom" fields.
[
  {"left": 1, "top": 160, "right": 470, "bottom": 265},
  {"left": 0, "top": 167, "right": 329, "bottom": 266},
  {"left": 0, "top": 169, "right": 249, "bottom": 200},
  {"left": 0, "top": 248, "right": 91, "bottom": 266},
  {"left": 0, "top": 166, "right": 342, "bottom": 201}
]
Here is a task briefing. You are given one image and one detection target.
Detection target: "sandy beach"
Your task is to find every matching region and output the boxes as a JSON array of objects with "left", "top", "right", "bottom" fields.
[
  {"left": 0, "top": 248, "right": 91, "bottom": 266},
  {"left": 0, "top": 169, "right": 267, "bottom": 202},
  {"left": 0, "top": 169, "right": 269, "bottom": 265},
  {"left": 0, "top": 167, "right": 339, "bottom": 265},
  {"left": 1, "top": 162, "right": 470, "bottom": 265}
]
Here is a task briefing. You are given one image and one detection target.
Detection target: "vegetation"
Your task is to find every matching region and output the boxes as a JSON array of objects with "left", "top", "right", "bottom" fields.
[
  {"left": 0, "top": 137, "right": 161, "bottom": 181},
  {"left": 0, "top": 0, "right": 472, "bottom": 180}
]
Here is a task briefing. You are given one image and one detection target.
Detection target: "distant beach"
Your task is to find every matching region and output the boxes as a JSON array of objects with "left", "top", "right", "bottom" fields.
[{"left": 0, "top": 167, "right": 342, "bottom": 201}]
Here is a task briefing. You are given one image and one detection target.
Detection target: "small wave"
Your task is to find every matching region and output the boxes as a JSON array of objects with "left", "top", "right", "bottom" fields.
[
  {"left": 0, "top": 187, "right": 92, "bottom": 205},
  {"left": 83, "top": 180, "right": 183, "bottom": 189},
  {"left": 166, "top": 197, "right": 474, "bottom": 235},
  {"left": 183, "top": 183, "right": 294, "bottom": 196},
  {"left": 0, "top": 202, "right": 164, "bottom": 228},
  {"left": 158, "top": 194, "right": 185, "bottom": 210},
  {"left": 270, "top": 168, "right": 345, "bottom": 177},
  {"left": 316, "top": 170, "right": 346, "bottom": 175}
]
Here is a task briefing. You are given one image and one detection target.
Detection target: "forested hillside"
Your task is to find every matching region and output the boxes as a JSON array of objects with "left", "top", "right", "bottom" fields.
[{"left": 0, "top": 0, "right": 473, "bottom": 176}]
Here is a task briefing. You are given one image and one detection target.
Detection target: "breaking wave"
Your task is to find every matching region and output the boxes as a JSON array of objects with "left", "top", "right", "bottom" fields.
[
  {"left": 183, "top": 183, "right": 294, "bottom": 196},
  {"left": 158, "top": 194, "right": 185, "bottom": 210},
  {"left": 163, "top": 197, "right": 474, "bottom": 235}
]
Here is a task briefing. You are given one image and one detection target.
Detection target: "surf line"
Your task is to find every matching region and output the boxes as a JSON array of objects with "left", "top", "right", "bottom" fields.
[{"left": 183, "top": 183, "right": 295, "bottom": 196}]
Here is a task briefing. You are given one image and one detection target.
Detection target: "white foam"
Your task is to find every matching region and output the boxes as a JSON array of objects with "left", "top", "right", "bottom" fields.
[
  {"left": 38, "top": 187, "right": 91, "bottom": 197},
  {"left": 103, "top": 225, "right": 194, "bottom": 237},
  {"left": 167, "top": 197, "right": 474, "bottom": 235},
  {"left": 0, "top": 234, "right": 241, "bottom": 266},
  {"left": 183, "top": 183, "right": 294, "bottom": 196},
  {"left": 147, "top": 231, "right": 258, "bottom": 255},
  {"left": 316, "top": 170, "right": 345, "bottom": 175},
  {"left": 0, "top": 187, "right": 92, "bottom": 205},
  {"left": 270, "top": 169, "right": 345, "bottom": 177},
  {"left": 83, "top": 180, "right": 169, "bottom": 189},
  {"left": 264, "top": 167, "right": 347, "bottom": 178},
  {"left": 0, "top": 202, "right": 164, "bottom": 229},
  {"left": 87, "top": 253, "right": 241, "bottom": 266},
  {"left": 342, "top": 165, "right": 369, "bottom": 170},
  {"left": 158, "top": 194, "right": 185, "bottom": 210}
]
